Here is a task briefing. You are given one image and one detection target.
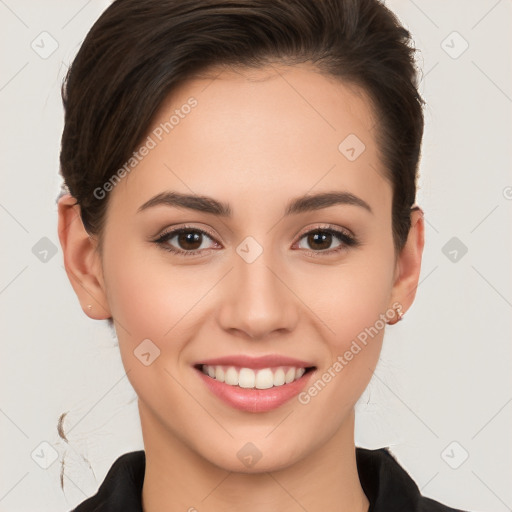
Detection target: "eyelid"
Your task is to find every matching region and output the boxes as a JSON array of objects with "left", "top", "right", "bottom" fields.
[
  {"left": 294, "top": 223, "right": 355, "bottom": 241},
  {"left": 153, "top": 223, "right": 221, "bottom": 244}
]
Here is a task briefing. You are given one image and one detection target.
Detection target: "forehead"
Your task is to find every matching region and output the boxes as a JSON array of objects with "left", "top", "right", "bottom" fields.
[{"left": 108, "top": 63, "right": 390, "bottom": 220}]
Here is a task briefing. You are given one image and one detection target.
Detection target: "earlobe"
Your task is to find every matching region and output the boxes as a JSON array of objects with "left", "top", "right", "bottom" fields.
[
  {"left": 388, "top": 207, "right": 425, "bottom": 319},
  {"left": 57, "top": 194, "right": 112, "bottom": 320}
]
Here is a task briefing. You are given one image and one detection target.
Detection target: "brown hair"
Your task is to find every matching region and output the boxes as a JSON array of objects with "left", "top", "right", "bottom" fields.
[{"left": 60, "top": 0, "right": 424, "bottom": 253}]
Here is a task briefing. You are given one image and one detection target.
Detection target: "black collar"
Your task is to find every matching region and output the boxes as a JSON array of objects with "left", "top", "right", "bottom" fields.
[{"left": 71, "top": 447, "right": 467, "bottom": 511}]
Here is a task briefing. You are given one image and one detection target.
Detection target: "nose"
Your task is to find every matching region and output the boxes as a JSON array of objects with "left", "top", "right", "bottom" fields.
[{"left": 217, "top": 251, "right": 299, "bottom": 340}]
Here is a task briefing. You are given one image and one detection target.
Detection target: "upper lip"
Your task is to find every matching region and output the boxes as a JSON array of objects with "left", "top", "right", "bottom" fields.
[{"left": 194, "top": 354, "right": 316, "bottom": 370}]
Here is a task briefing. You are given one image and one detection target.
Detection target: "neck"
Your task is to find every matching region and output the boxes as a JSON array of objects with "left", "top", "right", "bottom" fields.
[{"left": 140, "top": 406, "right": 369, "bottom": 512}]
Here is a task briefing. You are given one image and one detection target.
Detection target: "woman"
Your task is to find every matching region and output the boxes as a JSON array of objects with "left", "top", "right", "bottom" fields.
[{"left": 57, "top": 0, "right": 469, "bottom": 510}]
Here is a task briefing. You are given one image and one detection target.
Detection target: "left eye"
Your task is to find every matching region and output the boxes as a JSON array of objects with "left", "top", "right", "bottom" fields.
[{"left": 295, "top": 227, "right": 358, "bottom": 254}]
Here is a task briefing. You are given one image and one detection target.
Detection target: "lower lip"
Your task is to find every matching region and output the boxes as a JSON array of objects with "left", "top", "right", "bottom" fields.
[{"left": 195, "top": 367, "right": 316, "bottom": 413}]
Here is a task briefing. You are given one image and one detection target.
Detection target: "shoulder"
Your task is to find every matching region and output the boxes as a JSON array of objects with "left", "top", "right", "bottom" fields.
[
  {"left": 71, "top": 447, "right": 474, "bottom": 512},
  {"left": 70, "top": 450, "right": 145, "bottom": 512},
  {"left": 356, "top": 446, "right": 472, "bottom": 512},
  {"left": 418, "top": 495, "right": 470, "bottom": 512}
]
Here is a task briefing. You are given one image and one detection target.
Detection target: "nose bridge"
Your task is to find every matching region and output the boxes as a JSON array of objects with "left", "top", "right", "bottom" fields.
[{"left": 218, "top": 239, "right": 298, "bottom": 339}]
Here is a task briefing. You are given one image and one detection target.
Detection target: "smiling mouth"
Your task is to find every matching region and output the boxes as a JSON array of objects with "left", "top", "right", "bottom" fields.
[{"left": 194, "top": 363, "right": 316, "bottom": 390}]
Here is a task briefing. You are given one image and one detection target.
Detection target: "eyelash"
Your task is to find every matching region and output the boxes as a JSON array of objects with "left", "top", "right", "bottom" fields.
[{"left": 152, "top": 224, "right": 360, "bottom": 258}]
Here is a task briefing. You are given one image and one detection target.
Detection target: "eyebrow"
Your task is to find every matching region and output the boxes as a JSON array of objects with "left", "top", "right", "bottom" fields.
[{"left": 137, "top": 190, "right": 373, "bottom": 216}]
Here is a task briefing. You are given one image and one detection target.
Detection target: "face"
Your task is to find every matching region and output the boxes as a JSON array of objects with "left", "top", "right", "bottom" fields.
[{"left": 67, "top": 63, "right": 420, "bottom": 472}]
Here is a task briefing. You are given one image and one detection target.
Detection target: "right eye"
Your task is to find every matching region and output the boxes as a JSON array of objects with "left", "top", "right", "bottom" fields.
[{"left": 153, "top": 226, "right": 221, "bottom": 257}]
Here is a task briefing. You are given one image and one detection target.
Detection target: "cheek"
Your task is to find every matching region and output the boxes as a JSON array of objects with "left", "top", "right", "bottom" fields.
[
  {"left": 296, "top": 263, "right": 391, "bottom": 425},
  {"left": 301, "top": 246, "right": 394, "bottom": 403},
  {"left": 101, "top": 248, "right": 206, "bottom": 405},
  {"left": 102, "top": 238, "right": 207, "bottom": 338},
  {"left": 307, "top": 255, "right": 394, "bottom": 351}
]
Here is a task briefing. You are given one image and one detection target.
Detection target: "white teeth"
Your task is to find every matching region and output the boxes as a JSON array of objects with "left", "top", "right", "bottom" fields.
[
  {"left": 225, "top": 366, "right": 238, "bottom": 386},
  {"left": 273, "top": 367, "right": 285, "bottom": 386},
  {"left": 239, "top": 368, "right": 255, "bottom": 388},
  {"left": 215, "top": 366, "right": 225, "bottom": 383},
  {"left": 200, "top": 365, "right": 310, "bottom": 389},
  {"left": 255, "top": 368, "right": 274, "bottom": 389}
]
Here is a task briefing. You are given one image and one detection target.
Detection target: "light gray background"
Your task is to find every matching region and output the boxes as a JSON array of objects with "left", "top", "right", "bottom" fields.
[{"left": 1, "top": 1, "right": 511, "bottom": 511}]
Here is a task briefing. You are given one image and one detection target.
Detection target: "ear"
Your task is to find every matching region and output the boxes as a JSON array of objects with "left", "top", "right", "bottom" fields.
[
  {"left": 388, "top": 207, "right": 425, "bottom": 318},
  {"left": 57, "top": 194, "right": 111, "bottom": 320}
]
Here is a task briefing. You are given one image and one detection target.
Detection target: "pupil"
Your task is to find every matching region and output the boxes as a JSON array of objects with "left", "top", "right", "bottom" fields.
[
  {"left": 310, "top": 232, "right": 331, "bottom": 250},
  {"left": 179, "top": 232, "right": 201, "bottom": 250}
]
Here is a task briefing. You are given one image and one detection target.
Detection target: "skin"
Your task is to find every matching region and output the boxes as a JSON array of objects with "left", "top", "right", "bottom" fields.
[{"left": 58, "top": 63, "right": 424, "bottom": 512}]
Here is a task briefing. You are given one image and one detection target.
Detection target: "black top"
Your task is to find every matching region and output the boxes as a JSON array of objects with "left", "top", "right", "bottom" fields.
[{"left": 70, "top": 447, "right": 469, "bottom": 512}]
